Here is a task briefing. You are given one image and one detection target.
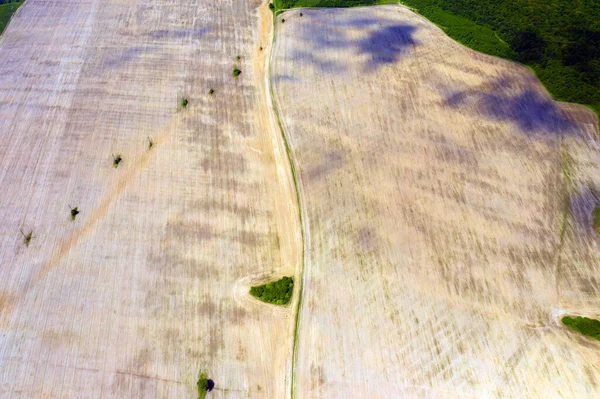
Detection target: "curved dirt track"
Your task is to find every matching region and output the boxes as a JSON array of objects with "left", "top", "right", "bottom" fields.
[
  {"left": 0, "top": 0, "right": 299, "bottom": 397},
  {"left": 272, "top": 5, "right": 600, "bottom": 398}
]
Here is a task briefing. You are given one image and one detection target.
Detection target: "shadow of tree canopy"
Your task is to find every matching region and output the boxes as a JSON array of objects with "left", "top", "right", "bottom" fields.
[
  {"left": 290, "top": 10, "right": 419, "bottom": 73},
  {"left": 359, "top": 24, "right": 418, "bottom": 70},
  {"left": 104, "top": 27, "right": 210, "bottom": 69},
  {"left": 443, "top": 76, "right": 580, "bottom": 136}
]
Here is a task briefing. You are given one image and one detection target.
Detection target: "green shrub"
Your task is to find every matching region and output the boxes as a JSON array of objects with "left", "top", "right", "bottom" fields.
[
  {"left": 180, "top": 97, "right": 189, "bottom": 109},
  {"left": 209, "top": 88, "right": 215, "bottom": 95},
  {"left": 113, "top": 154, "right": 122, "bottom": 168},
  {"left": 250, "top": 276, "right": 294, "bottom": 305},
  {"left": 562, "top": 316, "right": 600, "bottom": 341},
  {"left": 232, "top": 67, "right": 242, "bottom": 77},
  {"left": 196, "top": 373, "right": 214, "bottom": 399},
  {"left": 147, "top": 136, "right": 154, "bottom": 150},
  {"left": 20, "top": 230, "right": 33, "bottom": 247},
  {"left": 70, "top": 206, "right": 80, "bottom": 220}
]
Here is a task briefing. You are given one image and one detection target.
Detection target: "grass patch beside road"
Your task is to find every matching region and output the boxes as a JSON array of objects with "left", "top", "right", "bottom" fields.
[
  {"left": 0, "top": 0, "right": 24, "bottom": 35},
  {"left": 250, "top": 276, "right": 294, "bottom": 305}
]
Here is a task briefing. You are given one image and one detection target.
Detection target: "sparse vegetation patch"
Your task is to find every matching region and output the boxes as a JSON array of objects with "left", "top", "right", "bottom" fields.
[
  {"left": 562, "top": 316, "right": 600, "bottom": 341},
  {"left": 250, "top": 276, "right": 294, "bottom": 305}
]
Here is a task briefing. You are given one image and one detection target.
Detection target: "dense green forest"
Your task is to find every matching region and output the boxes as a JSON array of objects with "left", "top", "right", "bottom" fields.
[
  {"left": 400, "top": 0, "right": 600, "bottom": 116},
  {"left": 0, "top": 0, "right": 22, "bottom": 35}
]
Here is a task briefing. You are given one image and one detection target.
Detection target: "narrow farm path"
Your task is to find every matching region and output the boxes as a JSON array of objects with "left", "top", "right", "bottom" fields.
[{"left": 253, "top": 2, "right": 307, "bottom": 399}]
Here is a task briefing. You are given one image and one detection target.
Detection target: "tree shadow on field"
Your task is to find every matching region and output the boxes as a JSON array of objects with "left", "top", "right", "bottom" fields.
[
  {"left": 147, "top": 27, "right": 209, "bottom": 40},
  {"left": 104, "top": 28, "right": 209, "bottom": 69},
  {"left": 292, "top": 11, "right": 419, "bottom": 73},
  {"left": 105, "top": 46, "right": 159, "bottom": 69},
  {"left": 359, "top": 24, "right": 418, "bottom": 70},
  {"left": 443, "top": 76, "right": 579, "bottom": 136}
]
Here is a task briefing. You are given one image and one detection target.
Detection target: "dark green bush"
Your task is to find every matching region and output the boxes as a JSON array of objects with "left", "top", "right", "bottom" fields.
[
  {"left": 562, "top": 316, "right": 600, "bottom": 341},
  {"left": 232, "top": 67, "right": 242, "bottom": 77},
  {"left": 20, "top": 229, "right": 32, "bottom": 247},
  {"left": 250, "top": 276, "right": 294, "bottom": 305},
  {"left": 180, "top": 97, "right": 189, "bottom": 109},
  {"left": 209, "top": 88, "right": 215, "bottom": 95},
  {"left": 197, "top": 373, "right": 214, "bottom": 399},
  {"left": 70, "top": 206, "right": 80, "bottom": 220},
  {"left": 113, "top": 154, "right": 122, "bottom": 168}
]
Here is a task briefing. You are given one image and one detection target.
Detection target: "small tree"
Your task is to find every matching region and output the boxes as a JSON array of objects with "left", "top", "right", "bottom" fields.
[
  {"left": 208, "top": 88, "right": 215, "bottom": 95},
  {"left": 232, "top": 67, "right": 242, "bottom": 78},
  {"left": 180, "top": 97, "right": 189, "bottom": 109},
  {"left": 197, "top": 373, "right": 215, "bottom": 399},
  {"left": 20, "top": 230, "right": 33, "bottom": 247},
  {"left": 113, "top": 154, "right": 122, "bottom": 168},
  {"left": 147, "top": 136, "right": 154, "bottom": 150},
  {"left": 69, "top": 205, "right": 80, "bottom": 220}
]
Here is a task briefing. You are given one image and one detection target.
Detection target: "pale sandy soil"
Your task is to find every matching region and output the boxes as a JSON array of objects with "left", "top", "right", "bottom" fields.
[
  {"left": 0, "top": 0, "right": 298, "bottom": 397},
  {"left": 272, "top": 5, "right": 600, "bottom": 398}
]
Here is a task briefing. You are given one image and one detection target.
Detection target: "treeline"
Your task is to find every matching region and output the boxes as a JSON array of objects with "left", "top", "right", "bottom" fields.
[
  {"left": 0, "top": 0, "right": 23, "bottom": 35},
  {"left": 401, "top": 0, "right": 600, "bottom": 115}
]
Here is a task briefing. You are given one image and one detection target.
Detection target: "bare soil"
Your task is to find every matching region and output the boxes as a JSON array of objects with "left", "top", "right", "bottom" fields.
[{"left": 272, "top": 5, "right": 600, "bottom": 398}]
